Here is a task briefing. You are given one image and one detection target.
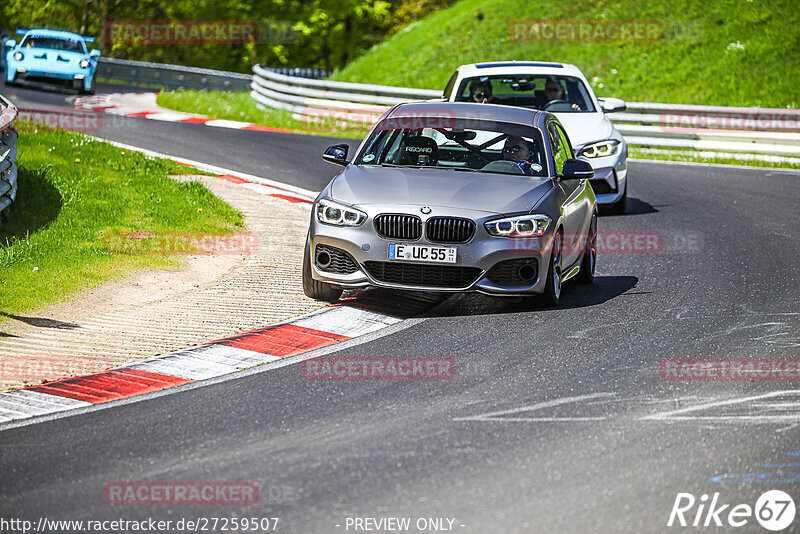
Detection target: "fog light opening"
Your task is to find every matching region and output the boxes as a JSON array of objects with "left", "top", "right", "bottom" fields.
[
  {"left": 316, "top": 250, "right": 332, "bottom": 268},
  {"left": 517, "top": 263, "right": 536, "bottom": 282}
]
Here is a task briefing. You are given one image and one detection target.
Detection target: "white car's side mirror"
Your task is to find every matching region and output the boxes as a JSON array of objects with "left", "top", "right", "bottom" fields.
[{"left": 598, "top": 97, "right": 626, "bottom": 113}]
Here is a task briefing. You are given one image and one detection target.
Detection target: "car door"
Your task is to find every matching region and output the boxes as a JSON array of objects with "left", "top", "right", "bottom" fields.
[{"left": 547, "top": 120, "right": 590, "bottom": 269}]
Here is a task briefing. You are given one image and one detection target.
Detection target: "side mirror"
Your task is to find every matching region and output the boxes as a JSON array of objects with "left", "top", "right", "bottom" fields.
[
  {"left": 90, "top": 49, "right": 101, "bottom": 57},
  {"left": 561, "top": 159, "right": 594, "bottom": 180},
  {"left": 598, "top": 97, "right": 626, "bottom": 113},
  {"left": 322, "top": 144, "right": 349, "bottom": 166},
  {"left": 4, "top": 39, "right": 16, "bottom": 48}
]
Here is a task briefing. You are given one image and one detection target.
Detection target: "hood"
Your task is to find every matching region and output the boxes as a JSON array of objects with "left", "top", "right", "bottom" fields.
[
  {"left": 24, "top": 48, "right": 86, "bottom": 62},
  {"left": 330, "top": 165, "right": 553, "bottom": 215},
  {"left": 553, "top": 112, "right": 613, "bottom": 148}
]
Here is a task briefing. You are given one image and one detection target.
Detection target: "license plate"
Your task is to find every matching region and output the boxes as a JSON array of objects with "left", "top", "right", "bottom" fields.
[{"left": 388, "top": 243, "right": 456, "bottom": 263}]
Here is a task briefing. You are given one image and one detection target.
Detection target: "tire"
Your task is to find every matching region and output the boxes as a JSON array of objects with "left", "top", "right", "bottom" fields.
[
  {"left": 539, "top": 230, "right": 563, "bottom": 307},
  {"left": 576, "top": 213, "right": 597, "bottom": 285},
  {"left": 81, "top": 76, "right": 96, "bottom": 95},
  {"left": 302, "top": 238, "right": 342, "bottom": 302},
  {"left": 607, "top": 184, "right": 627, "bottom": 215}
]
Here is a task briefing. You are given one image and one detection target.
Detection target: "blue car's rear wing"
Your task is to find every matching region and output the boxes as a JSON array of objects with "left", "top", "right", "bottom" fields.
[{"left": 15, "top": 28, "right": 95, "bottom": 43}]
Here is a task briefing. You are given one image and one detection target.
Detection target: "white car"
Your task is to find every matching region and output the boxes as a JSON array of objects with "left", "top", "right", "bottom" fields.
[{"left": 444, "top": 61, "right": 628, "bottom": 213}]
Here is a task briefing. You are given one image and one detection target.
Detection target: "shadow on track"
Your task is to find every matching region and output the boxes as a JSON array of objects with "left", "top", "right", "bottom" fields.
[
  {"left": 0, "top": 313, "right": 79, "bottom": 330},
  {"left": 601, "top": 197, "right": 658, "bottom": 216},
  {"left": 423, "top": 275, "right": 639, "bottom": 318}
]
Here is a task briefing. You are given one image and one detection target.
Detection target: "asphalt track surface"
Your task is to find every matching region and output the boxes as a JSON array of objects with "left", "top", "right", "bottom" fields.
[{"left": 2, "top": 83, "right": 800, "bottom": 533}]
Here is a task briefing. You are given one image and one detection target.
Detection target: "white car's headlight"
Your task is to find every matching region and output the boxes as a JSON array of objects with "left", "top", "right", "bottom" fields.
[
  {"left": 579, "top": 140, "right": 620, "bottom": 158},
  {"left": 485, "top": 214, "right": 550, "bottom": 238},
  {"left": 80, "top": 58, "right": 90, "bottom": 68},
  {"left": 315, "top": 198, "right": 367, "bottom": 227},
  {"left": 13, "top": 51, "right": 23, "bottom": 61}
]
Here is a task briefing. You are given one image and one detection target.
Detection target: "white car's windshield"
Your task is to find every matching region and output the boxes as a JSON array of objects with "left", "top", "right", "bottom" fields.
[
  {"left": 357, "top": 118, "right": 548, "bottom": 177},
  {"left": 455, "top": 75, "right": 596, "bottom": 113}
]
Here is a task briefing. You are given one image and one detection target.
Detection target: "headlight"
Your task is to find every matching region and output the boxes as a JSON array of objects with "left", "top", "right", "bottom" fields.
[
  {"left": 315, "top": 198, "right": 367, "bottom": 227},
  {"left": 13, "top": 51, "right": 23, "bottom": 61},
  {"left": 485, "top": 214, "right": 550, "bottom": 238},
  {"left": 79, "top": 59, "right": 90, "bottom": 68},
  {"left": 579, "top": 140, "right": 620, "bottom": 158}
]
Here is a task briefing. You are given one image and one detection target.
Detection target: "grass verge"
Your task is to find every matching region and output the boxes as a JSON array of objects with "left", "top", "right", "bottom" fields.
[
  {"left": 156, "top": 89, "right": 372, "bottom": 139},
  {"left": 0, "top": 119, "right": 243, "bottom": 325},
  {"left": 628, "top": 147, "right": 800, "bottom": 170}
]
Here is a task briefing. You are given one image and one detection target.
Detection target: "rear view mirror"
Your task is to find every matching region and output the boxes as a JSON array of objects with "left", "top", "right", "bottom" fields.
[
  {"left": 443, "top": 130, "right": 476, "bottom": 141},
  {"left": 90, "top": 49, "right": 101, "bottom": 57},
  {"left": 4, "top": 39, "right": 16, "bottom": 48},
  {"left": 322, "top": 144, "right": 349, "bottom": 166},
  {"left": 561, "top": 159, "right": 594, "bottom": 180}
]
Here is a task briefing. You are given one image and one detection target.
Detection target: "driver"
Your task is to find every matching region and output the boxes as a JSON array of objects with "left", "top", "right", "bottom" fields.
[
  {"left": 502, "top": 136, "right": 540, "bottom": 174},
  {"left": 469, "top": 79, "right": 496, "bottom": 103},
  {"left": 544, "top": 78, "right": 581, "bottom": 111}
]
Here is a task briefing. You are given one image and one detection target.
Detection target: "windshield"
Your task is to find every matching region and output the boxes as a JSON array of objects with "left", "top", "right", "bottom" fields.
[
  {"left": 454, "top": 75, "right": 596, "bottom": 113},
  {"left": 357, "top": 117, "right": 548, "bottom": 177},
  {"left": 21, "top": 36, "right": 85, "bottom": 53}
]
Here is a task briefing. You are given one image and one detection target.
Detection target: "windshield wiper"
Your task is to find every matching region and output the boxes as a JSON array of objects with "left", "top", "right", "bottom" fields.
[
  {"left": 444, "top": 166, "right": 483, "bottom": 172},
  {"left": 378, "top": 163, "right": 422, "bottom": 168}
]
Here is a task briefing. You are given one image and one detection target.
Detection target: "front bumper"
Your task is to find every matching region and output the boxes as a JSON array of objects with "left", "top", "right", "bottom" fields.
[
  {"left": 8, "top": 64, "right": 93, "bottom": 90},
  {"left": 308, "top": 207, "right": 555, "bottom": 295},
  {"left": 579, "top": 141, "right": 627, "bottom": 205}
]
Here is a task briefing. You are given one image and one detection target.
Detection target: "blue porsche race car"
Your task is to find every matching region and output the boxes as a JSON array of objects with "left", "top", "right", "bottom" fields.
[{"left": 4, "top": 29, "right": 101, "bottom": 94}]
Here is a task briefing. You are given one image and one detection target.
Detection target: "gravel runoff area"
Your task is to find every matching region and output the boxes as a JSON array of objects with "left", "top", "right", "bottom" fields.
[{"left": 0, "top": 174, "right": 325, "bottom": 391}]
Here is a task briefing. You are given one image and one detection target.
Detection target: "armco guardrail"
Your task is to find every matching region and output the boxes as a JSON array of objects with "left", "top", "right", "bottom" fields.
[
  {"left": 613, "top": 103, "right": 800, "bottom": 158},
  {"left": 98, "top": 57, "right": 251, "bottom": 91},
  {"left": 250, "top": 64, "right": 441, "bottom": 124},
  {"left": 251, "top": 66, "right": 800, "bottom": 160},
  {"left": 0, "top": 95, "right": 19, "bottom": 224}
]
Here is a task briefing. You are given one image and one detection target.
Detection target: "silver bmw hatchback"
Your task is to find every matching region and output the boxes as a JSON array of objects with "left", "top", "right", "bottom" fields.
[{"left": 303, "top": 102, "right": 598, "bottom": 306}]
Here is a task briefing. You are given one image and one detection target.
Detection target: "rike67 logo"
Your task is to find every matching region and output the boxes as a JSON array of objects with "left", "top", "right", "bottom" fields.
[{"left": 668, "top": 491, "right": 795, "bottom": 531}]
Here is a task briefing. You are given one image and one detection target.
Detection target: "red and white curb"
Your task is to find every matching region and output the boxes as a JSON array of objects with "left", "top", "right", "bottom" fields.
[
  {"left": 0, "top": 292, "right": 440, "bottom": 424},
  {"left": 75, "top": 93, "right": 297, "bottom": 134}
]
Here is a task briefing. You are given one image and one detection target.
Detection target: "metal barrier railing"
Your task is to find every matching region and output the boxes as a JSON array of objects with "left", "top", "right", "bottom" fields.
[
  {"left": 97, "top": 58, "right": 252, "bottom": 91},
  {"left": 0, "top": 95, "right": 19, "bottom": 224}
]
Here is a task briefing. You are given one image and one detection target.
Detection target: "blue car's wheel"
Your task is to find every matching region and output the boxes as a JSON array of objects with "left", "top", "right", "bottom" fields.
[{"left": 81, "top": 76, "right": 96, "bottom": 95}]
